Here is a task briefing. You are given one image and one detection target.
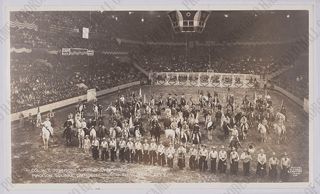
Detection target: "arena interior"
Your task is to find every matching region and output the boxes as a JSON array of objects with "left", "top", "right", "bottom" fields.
[{"left": 10, "top": 11, "right": 309, "bottom": 183}]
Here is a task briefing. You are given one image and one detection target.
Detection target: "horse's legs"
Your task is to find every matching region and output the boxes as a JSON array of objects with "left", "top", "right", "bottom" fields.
[{"left": 42, "top": 137, "right": 46, "bottom": 149}]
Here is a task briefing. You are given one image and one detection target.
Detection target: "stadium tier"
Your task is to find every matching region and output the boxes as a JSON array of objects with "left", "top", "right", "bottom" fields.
[{"left": 10, "top": 11, "right": 308, "bottom": 113}]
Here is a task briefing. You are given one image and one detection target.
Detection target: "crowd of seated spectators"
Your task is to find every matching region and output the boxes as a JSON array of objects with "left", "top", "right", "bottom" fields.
[
  {"left": 11, "top": 52, "right": 144, "bottom": 113},
  {"left": 271, "top": 63, "right": 308, "bottom": 100},
  {"left": 134, "top": 44, "right": 292, "bottom": 75}
]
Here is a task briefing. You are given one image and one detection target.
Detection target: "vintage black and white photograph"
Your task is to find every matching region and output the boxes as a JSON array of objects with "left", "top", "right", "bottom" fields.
[{"left": 9, "top": 9, "right": 310, "bottom": 184}]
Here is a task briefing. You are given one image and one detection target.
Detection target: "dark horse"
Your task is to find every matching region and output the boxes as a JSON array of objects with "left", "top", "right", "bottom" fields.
[
  {"left": 150, "top": 120, "right": 161, "bottom": 143},
  {"left": 63, "top": 119, "right": 74, "bottom": 146}
]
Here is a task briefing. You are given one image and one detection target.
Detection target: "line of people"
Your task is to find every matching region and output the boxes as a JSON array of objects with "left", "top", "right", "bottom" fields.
[{"left": 86, "top": 136, "right": 292, "bottom": 182}]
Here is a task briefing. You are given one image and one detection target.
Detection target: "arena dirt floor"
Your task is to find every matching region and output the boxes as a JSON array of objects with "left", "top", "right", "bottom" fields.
[{"left": 11, "top": 85, "right": 309, "bottom": 183}]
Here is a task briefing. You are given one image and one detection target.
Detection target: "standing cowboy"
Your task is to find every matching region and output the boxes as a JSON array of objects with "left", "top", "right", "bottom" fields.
[
  {"left": 280, "top": 152, "right": 291, "bottom": 182},
  {"left": 142, "top": 139, "right": 150, "bottom": 165},
  {"left": 240, "top": 148, "right": 252, "bottom": 176},
  {"left": 109, "top": 137, "right": 117, "bottom": 162},
  {"left": 189, "top": 144, "right": 198, "bottom": 170},
  {"left": 135, "top": 140, "right": 143, "bottom": 164},
  {"left": 91, "top": 137, "right": 100, "bottom": 160},
  {"left": 269, "top": 152, "right": 279, "bottom": 181},
  {"left": 209, "top": 146, "right": 218, "bottom": 173},
  {"left": 177, "top": 143, "right": 186, "bottom": 170},
  {"left": 126, "top": 138, "right": 135, "bottom": 163},
  {"left": 218, "top": 145, "right": 228, "bottom": 173},
  {"left": 119, "top": 138, "right": 127, "bottom": 162},
  {"left": 100, "top": 137, "right": 109, "bottom": 161},
  {"left": 157, "top": 141, "right": 166, "bottom": 166},
  {"left": 166, "top": 143, "right": 175, "bottom": 168},
  {"left": 149, "top": 138, "right": 158, "bottom": 165},
  {"left": 199, "top": 145, "right": 208, "bottom": 172},
  {"left": 256, "top": 149, "right": 267, "bottom": 177},
  {"left": 230, "top": 147, "right": 240, "bottom": 175}
]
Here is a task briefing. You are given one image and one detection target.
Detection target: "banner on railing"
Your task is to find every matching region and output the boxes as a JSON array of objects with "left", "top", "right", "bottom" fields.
[
  {"left": 61, "top": 48, "right": 95, "bottom": 56},
  {"left": 151, "top": 72, "right": 260, "bottom": 88}
]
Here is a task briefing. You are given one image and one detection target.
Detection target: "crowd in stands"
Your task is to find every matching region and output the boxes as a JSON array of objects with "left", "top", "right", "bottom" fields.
[
  {"left": 10, "top": 11, "right": 308, "bottom": 113},
  {"left": 272, "top": 62, "right": 308, "bottom": 100},
  {"left": 134, "top": 44, "right": 292, "bottom": 76},
  {"left": 11, "top": 53, "right": 144, "bottom": 113}
]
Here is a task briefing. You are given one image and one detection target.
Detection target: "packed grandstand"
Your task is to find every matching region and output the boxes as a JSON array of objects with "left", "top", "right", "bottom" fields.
[{"left": 10, "top": 11, "right": 308, "bottom": 113}]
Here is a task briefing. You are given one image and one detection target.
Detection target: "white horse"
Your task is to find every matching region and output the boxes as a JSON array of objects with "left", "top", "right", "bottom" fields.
[
  {"left": 165, "top": 129, "right": 176, "bottom": 143},
  {"left": 41, "top": 126, "right": 53, "bottom": 150},
  {"left": 106, "top": 105, "right": 117, "bottom": 116},
  {"left": 89, "top": 127, "right": 96, "bottom": 142},
  {"left": 274, "top": 123, "right": 286, "bottom": 144},
  {"left": 275, "top": 112, "right": 286, "bottom": 125},
  {"left": 257, "top": 123, "right": 267, "bottom": 143}
]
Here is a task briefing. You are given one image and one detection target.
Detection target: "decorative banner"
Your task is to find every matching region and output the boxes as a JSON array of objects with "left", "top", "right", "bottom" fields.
[
  {"left": 87, "top": 50, "right": 94, "bottom": 56},
  {"left": 10, "top": 21, "right": 38, "bottom": 31},
  {"left": 62, "top": 48, "right": 71, "bottom": 56},
  {"left": 156, "top": 74, "right": 166, "bottom": 85},
  {"left": 179, "top": 74, "right": 188, "bottom": 85},
  {"left": 153, "top": 72, "right": 260, "bottom": 88},
  {"left": 189, "top": 75, "right": 198, "bottom": 86},
  {"left": 168, "top": 74, "right": 177, "bottom": 85},
  {"left": 10, "top": 47, "right": 32, "bottom": 53},
  {"left": 200, "top": 74, "right": 210, "bottom": 86},
  {"left": 61, "top": 48, "right": 94, "bottom": 56}
]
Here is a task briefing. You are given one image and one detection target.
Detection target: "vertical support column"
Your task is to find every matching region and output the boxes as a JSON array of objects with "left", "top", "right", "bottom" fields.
[
  {"left": 187, "top": 73, "right": 190, "bottom": 86},
  {"left": 219, "top": 74, "right": 223, "bottom": 88},
  {"left": 176, "top": 73, "right": 179, "bottom": 85},
  {"left": 165, "top": 73, "right": 169, "bottom": 85},
  {"left": 231, "top": 74, "right": 235, "bottom": 88},
  {"left": 197, "top": 73, "right": 201, "bottom": 87}
]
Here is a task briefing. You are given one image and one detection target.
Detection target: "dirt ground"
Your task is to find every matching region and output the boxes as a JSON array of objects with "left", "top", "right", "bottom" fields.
[{"left": 11, "top": 85, "right": 309, "bottom": 183}]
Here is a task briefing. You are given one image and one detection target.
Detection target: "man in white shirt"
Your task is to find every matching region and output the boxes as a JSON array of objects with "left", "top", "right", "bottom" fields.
[
  {"left": 126, "top": 138, "right": 135, "bottom": 163},
  {"left": 209, "top": 146, "right": 218, "bottom": 173},
  {"left": 218, "top": 145, "right": 228, "bottom": 173},
  {"left": 91, "top": 137, "right": 100, "bottom": 160},
  {"left": 230, "top": 147, "right": 240, "bottom": 175},
  {"left": 119, "top": 138, "right": 127, "bottom": 162},
  {"left": 268, "top": 152, "right": 279, "bottom": 181},
  {"left": 166, "top": 143, "right": 175, "bottom": 168},
  {"left": 240, "top": 148, "right": 252, "bottom": 176},
  {"left": 199, "top": 145, "right": 208, "bottom": 172},
  {"left": 149, "top": 138, "right": 157, "bottom": 165},
  {"left": 280, "top": 152, "right": 291, "bottom": 182},
  {"left": 189, "top": 144, "right": 198, "bottom": 170},
  {"left": 177, "top": 143, "right": 186, "bottom": 170},
  {"left": 100, "top": 137, "right": 109, "bottom": 161},
  {"left": 256, "top": 149, "right": 267, "bottom": 177},
  {"left": 142, "top": 139, "right": 150, "bottom": 165},
  {"left": 157, "top": 141, "right": 166, "bottom": 166},
  {"left": 135, "top": 140, "right": 143, "bottom": 164},
  {"left": 109, "top": 137, "right": 117, "bottom": 162}
]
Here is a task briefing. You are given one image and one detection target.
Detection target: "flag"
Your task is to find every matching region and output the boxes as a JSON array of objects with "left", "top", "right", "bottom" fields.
[
  {"left": 129, "top": 117, "right": 133, "bottom": 128},
  {"left": 143, "top": 94, "right": 146, "bottom": 104},
  {"left": 139, "top": 88, "right": 142, "bottom": 98},
  {"left": 82, "top": 27, "right": 89, "bottom": 39}
]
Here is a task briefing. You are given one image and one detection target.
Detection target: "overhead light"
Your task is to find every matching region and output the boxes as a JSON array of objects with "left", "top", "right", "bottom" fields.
[
  {"left": 129, "top": 11, "right": 133, "bottom": 15},
  {"left": 224, "top": 14, "right": 229, "bottom": 18},
  {"left": 141, "top": 18, "right": 144, "bottom": 22},
  {"left": 286, "top": 14, "right": 290, "bottom": 18}
]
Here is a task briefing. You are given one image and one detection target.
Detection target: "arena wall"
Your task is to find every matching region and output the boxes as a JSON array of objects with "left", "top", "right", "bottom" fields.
[{"left": 11, "top": 81, "right": 141, "bottom": 121}]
